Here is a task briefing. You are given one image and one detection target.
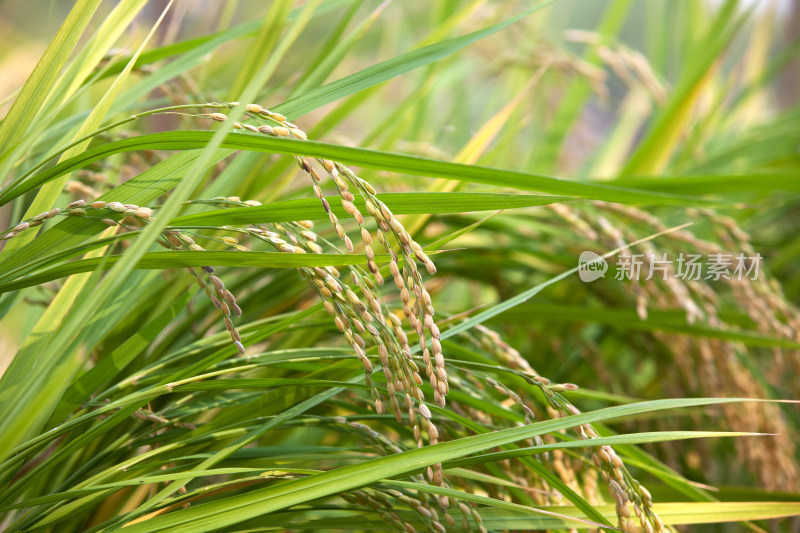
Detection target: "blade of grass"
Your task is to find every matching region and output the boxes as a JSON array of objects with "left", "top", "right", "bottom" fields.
[
  {"left": 0, "top": 0, "right": 176, "bottom": 464},
  {"left": 0, "top": 0, "right": 102, "bottom": 166},
  {"left": 1, "top": 131, "right": 727, "bottom": 207},
  {"left": 622, "top": 0, "right": 747, "bottom": 175},
  {"left": 228, "top": 0, "right": 293, "bottom": 99},
  {"left": 0, "top": 251, "right": 371, "bottom": 294},
  {"left": 0, "top": 0, "right": 173, "bottom": 260},
  {"left": 117, "top": 397, "right": 776, "bottom": 533}
]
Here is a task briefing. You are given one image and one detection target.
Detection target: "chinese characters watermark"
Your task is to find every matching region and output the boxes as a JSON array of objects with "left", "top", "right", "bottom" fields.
[{"left": 579, "top": 252, "right": 762, "bottom": 282}]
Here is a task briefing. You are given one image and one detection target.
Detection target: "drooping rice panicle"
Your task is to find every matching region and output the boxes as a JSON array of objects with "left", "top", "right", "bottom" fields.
[{"left": 203, "top": 106, "right": 448, "bottom": 408}]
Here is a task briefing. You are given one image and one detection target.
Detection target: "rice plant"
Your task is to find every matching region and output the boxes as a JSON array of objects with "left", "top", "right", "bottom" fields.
[{"left": 0, "top": 0, "right": 798, "bottom": 531}]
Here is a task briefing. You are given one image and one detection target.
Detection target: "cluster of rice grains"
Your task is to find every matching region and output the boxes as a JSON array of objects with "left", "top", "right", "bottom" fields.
[
  {"left": 202, "top": 103, "right": 449, "bottom": 469},
  {"left": 0, "top": 196, "right": 248, "bottom": 358},
  {"left": 157, "top": 226, "right": 247, "bottom": 357},
  {"left": 0, "top": 199, "right": 154, "bottom": 241},
  {"left": 548, "top": 201, "right": 800, "bottom": 495},
  {"left": 197, "top": 105, "right": 670, "bottom": 532},
  {"left": 335, "top": 419, "right": 482, "bottom": 533},
  {"left": 459, "top": 326, "right": 664, "bottom": 533}
]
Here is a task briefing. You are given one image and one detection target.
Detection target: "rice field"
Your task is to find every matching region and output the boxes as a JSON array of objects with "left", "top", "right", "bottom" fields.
[{"left": 0, "top": 1, "right": 799, "bottom": 531}]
